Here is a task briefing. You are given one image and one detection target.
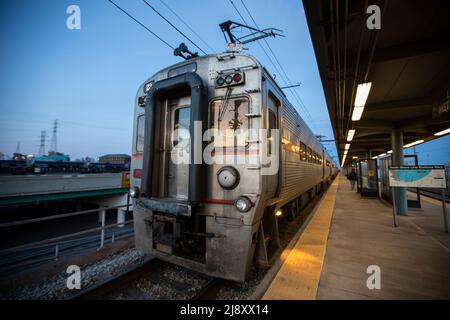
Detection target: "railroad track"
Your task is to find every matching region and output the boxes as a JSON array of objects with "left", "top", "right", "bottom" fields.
[
  {"left": 69, "top": 257, "right": 218, "bottom": 300},
  {"left": 69, "top": 185, "right": 330, "bottom": 301}
]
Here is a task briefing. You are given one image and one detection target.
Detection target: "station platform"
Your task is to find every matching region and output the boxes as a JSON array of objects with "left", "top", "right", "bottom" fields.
[{"left": 262, "top": 175, "right": 450, "bottom": 300}]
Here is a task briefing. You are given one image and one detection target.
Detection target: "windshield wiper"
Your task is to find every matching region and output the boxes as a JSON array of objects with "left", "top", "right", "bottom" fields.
[{"left": 218, "top": 87, "right": 233, "bottom": 123}]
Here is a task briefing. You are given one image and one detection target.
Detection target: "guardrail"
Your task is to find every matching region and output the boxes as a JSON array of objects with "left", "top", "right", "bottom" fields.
[{"left": 0, "top": 194, "right": 133, "bottom": 270}]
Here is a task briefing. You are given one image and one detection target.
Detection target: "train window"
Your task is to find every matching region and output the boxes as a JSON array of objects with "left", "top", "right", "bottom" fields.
[
  {"left": 136, "top": 114, "right": 145, "bottom": 153},
  {"left": 300, "top": 142, "right": 307, "bottom": 161},
  {"left": 307, "top": 147, "right": 312, "bottom": 162},
  {"left": 168, "top": 62, "right": 197, "bottom": 78},
  {"left": 173, "top": 107, "right": 190, "bottom": 147},
  {"left": 211, "top": 96, "right": 249, "bottom": 147},
  {"left": 299, "top": 142, "right": 303, "bottom": 161}
]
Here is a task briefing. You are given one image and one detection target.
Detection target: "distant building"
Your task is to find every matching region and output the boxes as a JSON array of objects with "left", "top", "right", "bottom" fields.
[{"left": 99, "top": 154, "right": 131, "bottom": 164}]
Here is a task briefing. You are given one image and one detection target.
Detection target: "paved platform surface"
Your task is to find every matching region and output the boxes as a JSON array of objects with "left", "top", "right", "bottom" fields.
[{"left": 263, "top": 174, "right": 450, "bottom": 300}]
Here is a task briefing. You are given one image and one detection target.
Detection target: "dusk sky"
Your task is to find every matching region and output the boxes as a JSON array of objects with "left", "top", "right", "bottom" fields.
[{"left": 0, "top": 0, "right": 449, "bottom": 165}]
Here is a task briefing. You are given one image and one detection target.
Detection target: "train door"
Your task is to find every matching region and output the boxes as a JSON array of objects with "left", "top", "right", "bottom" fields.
[{"left": 167, "top": 96, "right": 191, "bottom": 200}]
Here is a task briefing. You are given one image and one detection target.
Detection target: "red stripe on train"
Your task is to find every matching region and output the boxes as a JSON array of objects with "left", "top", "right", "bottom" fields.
[{"left": 210, "top": 150, "right": 259, "bottom": 156}]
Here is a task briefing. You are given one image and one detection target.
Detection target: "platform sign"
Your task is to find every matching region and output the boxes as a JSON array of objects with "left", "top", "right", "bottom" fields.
[{"left": 388, "top": 165, "right": 446, "bottom": 188}]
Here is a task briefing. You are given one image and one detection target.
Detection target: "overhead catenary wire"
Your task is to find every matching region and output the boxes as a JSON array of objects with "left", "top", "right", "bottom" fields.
[
  {"left": 107, "top": 0, "right": 175, "bottom": 50},
  {"left": 239, "top": 0, "right": 316, "bottom": 127},
  {"left": 158, "top": 0, "right": 215, "bottom": 53},
  {"left": 234, "top": 0, "right": 320, "bottom": 134},
  {"left": 141, "top": 0, "right": 207, "bottom": 55}
]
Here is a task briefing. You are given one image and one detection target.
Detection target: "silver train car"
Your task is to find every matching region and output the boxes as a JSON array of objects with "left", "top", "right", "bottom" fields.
[{"left": 130, "top": 52, "right": 338, "bottom": 282}]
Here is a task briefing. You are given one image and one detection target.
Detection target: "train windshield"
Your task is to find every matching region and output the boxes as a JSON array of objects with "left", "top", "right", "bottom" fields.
[
  {"left": 211, "top": 96, "right": 249, "bottom": 147},
  {"left": 173, "top": 107, "right": 190, "bottom": 147}
]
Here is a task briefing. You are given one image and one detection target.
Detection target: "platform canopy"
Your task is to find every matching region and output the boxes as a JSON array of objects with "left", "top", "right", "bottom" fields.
[{"left": 303, "top": 0, "right": 450, "bottom": 165}]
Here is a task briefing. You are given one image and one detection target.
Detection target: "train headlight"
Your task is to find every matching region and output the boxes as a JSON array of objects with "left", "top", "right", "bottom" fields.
[
  {"left": 217, "top": 166, "right": 240, "bottom": 189},
  {"left": 130, "top": 186, "right": 140, "bottom": 198},
  {"left": 235, "top": 196, "right": 252, "bottom": 213},
  {"left": 144, "top": 81, "right": 154, "bottom": 93},
  {"left": 225, "top": 75, "right": 233, "bottom": 84}
]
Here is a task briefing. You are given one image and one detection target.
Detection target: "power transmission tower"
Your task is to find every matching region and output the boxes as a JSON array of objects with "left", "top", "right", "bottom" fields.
[
  {"left": 38, "top": 131, "right": 47, "bottom": 156},
  {"left": 49, "top": 119, "right": 58, "bottom": 153}
]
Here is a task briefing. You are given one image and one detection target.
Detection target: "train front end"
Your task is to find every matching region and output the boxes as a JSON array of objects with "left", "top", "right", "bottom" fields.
[{"left": 130, "top": 53, "right": 272, "bottom": 282}]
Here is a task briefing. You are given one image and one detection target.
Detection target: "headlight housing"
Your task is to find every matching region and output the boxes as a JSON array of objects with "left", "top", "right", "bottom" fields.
[
  {"left": 130, "top": 186, "right": 140, "bottom": 198},
  {"left": 217, "top": 166, "right": 240, "bottom": 189},
  {"left": 235, "top": 196, "right": 252, "bottom": 213}
]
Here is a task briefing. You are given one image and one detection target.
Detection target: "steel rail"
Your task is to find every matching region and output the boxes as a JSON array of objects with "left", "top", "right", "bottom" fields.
[{"left": 67, "top": 257, "right": 158, "bottom": 300}]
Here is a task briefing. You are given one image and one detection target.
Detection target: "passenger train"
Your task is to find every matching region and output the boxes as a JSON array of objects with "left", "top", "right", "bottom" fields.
[{"left": 130, "top": 52, "right": 338, "bottom": 282}]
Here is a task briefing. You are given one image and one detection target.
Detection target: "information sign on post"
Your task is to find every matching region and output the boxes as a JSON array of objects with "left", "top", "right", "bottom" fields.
[{"left": 388, "top": 165, "right": 448, "bottom": 232}]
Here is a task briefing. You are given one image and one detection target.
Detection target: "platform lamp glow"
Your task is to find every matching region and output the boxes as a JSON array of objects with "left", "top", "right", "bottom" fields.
[
  {"left": 351, "top": 82, "right": 372, "bottom": 121},
  {"left": 404, "top": 140, "right": 424, "bottom": 148},
  {"left": 347, "top": 129, "right": 356, "bottom": 142},
  {"left": 434, "top": 128, "right": 450, "bottom": 136},
  {"left": 341, "top": 154, "right": 347, "bottom": 167}
]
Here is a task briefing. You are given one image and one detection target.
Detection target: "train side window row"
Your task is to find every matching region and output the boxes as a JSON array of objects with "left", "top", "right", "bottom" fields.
[{"left": 299, "top": 141, "right": 323, "bottom": 165}]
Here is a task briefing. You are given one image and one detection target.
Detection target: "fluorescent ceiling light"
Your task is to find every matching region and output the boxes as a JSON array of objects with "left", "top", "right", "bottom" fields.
[
  {"left": 371, "top": 156, "right": 378, "bottom": 159},
  {"left": 434, "top": 128, "right": 450, "bottom": 136},
  {"left": 351, "top": 82, "right": 372, "bottom": 121},
  {"left": 352, "top": 156, "right": 358, "bottom": 159},
  {"left": 387, "top": 150, "right": 392, "bottom": 154},
  {"left": 347, "top": 129, "right": 355, "bottom": 142},
  {"left": 378, "top": 153, "right": 386, "bottom": 157},
  {"left": 351, "top": 106, "right": 365, "bottom": 121},
  {"left": 341, "top": 154, "right": 347, "bottom": 167},
  {"left": 404, "top": 139, "right": 424, "bottom": 148},
  {"left": 354, "top": 82, "right": 372, "bottom": 108},
  {"left": 345, "top": 143, "right": 350, "bottom": 150},
  {"left": 344, "top": 150, "right": 348, "bottom": 155}
]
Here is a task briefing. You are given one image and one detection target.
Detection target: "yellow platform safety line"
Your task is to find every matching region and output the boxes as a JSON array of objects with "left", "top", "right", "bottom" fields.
[{"left": 262, "top": 175, "right": 339, "bottom": 300}]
